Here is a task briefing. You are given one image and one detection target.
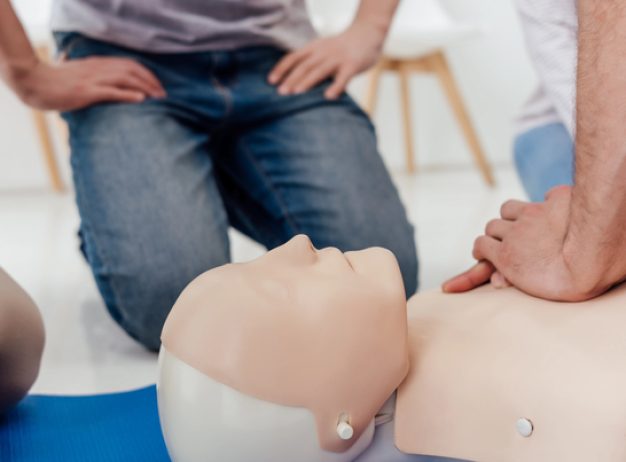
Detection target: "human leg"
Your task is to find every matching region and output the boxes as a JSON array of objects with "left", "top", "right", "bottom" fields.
[
  {"left": 213, "top": 52, "right": 418, "bottom": 296},
  {"left": 59, "top": 36, "right": 233, "bottom": 350},
  {"left": 514, "top": 122, "right": 574, "bottom": 202}
]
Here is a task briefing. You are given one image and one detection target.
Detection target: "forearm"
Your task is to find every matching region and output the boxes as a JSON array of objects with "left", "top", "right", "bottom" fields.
[
  {"left": 352, "top": 0, "right": 400, "bottom": 42},
  {"left": 0, "top": 0, "right": 38, "bottom": 94},
  {"left": 566, "top": 0, "right": 626, "bottom": 288}
]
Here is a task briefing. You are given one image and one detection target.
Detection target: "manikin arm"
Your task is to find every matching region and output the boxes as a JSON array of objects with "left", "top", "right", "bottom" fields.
[{"left": 0, "top": 268, "right": 45, "bottom": 413}]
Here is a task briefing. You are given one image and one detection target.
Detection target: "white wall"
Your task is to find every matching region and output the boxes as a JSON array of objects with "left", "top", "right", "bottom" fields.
[
  {"left": 348, "top": 0, "right": 537, "bottom": 171},
  {"left": 0, "top": 0, "right": 537, "bottom": 190},
  {"left": 0, "top": 0, "right": 67, "bottom": 190}
]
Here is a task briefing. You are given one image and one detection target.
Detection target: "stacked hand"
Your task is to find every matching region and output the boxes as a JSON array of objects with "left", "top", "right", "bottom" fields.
[
  {"left": 443, "top": 186, "right": 610, "bottom": 302},
  {"left": 12, "top": 57, "right": 165, "bottom": 111},
  {"left": 268, "top": 21, "right": 385, "bottom": 100}
]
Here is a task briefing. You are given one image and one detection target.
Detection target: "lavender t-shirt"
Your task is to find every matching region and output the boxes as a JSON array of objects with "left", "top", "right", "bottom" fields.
[{"left": 50, "top": 0, "right": 317, "bottom": 52}]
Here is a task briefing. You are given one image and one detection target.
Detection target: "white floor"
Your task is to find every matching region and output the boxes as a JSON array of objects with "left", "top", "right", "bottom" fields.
[{"left": 0, "top": 166, "right": 525, "bottom": 396}]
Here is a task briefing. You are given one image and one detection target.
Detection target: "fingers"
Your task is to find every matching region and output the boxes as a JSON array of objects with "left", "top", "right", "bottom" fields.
[
  {"left": 102, "top": 73, "right": 156, "bottom": 96},
  {"left": 277, "top": 54, "right": 326, "bottom": 95},
  {"left": 472, "top": 235, "right": 501, "bottom": 265},
  {"left": 442, "top": 261, "right": 496, "bottom": 293},
  {"left": 125, "top": 61, "right": 166, "bottom": 97},
  {"left": 292, "top": 61, "right": 337, "bottom": 94},
  {"left": 500, "top": 200, "right": 528, "bottom": 220},
  {"left": 325, "top": 65, "right": 355, "bottom": 100},
  {"left": 485, "top": 219, "right": 513, "bottom": 241},
  {"left": 544, "top": 184, "right": 572, "bottom": 201},
  {"left": 268, "top": 49, "right": 308, "bottom": 86},
  {"left": 111, "top": 59, "right": 165, "bottom": 98},
  {"left": 490, "top": 271, "right": 512, "bottom": 289},
  {"left": 89, "top": 57, "right": 165, "bottom": 98},
  {"left": 88, "top": 87, "right": 146, "bottom": 104}
]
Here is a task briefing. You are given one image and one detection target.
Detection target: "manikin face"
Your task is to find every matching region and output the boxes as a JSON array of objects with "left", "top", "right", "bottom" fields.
[{"left": 158, "top": 235, "right": 410, "bottom": 462}]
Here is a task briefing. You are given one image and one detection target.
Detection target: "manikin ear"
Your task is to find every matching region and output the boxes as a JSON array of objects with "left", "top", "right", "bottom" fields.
[{"left": 158, "top": 346, "right": 376, "bottom": 462}]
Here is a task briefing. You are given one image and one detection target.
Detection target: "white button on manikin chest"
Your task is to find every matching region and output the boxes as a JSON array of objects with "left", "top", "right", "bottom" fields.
[
  {"left": 336, "top": 421, "right": 354, "bottom": 440},
  {"left": 516, "top": 418, "right": 534, "bottom": 437}
]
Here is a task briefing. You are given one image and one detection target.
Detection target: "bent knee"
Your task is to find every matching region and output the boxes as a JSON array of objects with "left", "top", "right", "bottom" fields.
[
  {"left": 375, "top": 219, "right": 418, "bottom": 298},
  {"left": 398, "top": 251, "right": 419, "bottom": 298},
  {"left": 102, "top": 259, "right": 228, "bottom": 351},
  {"left": 107, "top": 279, "right": 191, "bottom": 351}
]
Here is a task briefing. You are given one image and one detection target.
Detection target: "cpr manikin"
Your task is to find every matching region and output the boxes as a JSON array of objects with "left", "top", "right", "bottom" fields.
[
  {"left": 158, "top": 235, "right": 626, "bottom": 462},
  {"left": 158, "top": 235, "right": 411, "bottom": 462}
]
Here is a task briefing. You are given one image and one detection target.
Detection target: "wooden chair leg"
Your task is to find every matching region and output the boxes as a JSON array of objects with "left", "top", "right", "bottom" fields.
[
  {"left": 32, "top": 110, "right": 65, "bottom": 192},
  {"left": 430, "top": 52, "right": 495, "bottom": 186},
  {"left": 398, "top": 62, "right": 417, "bottom": 174},
  {"left": 32, "top": 43, "right": 65, "bottom": 192},
  {"left": 364, "top": 60, "right": 385, "bottom": 115},
  {"left": 56, "top": 114, "right": 70, "bottom": 150}
]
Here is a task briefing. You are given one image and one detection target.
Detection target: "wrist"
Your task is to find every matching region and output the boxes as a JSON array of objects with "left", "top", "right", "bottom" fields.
[
  {"left": 4, "top": 57, "right": 43, "bottom": 104},
  {"left": 350, "top": 16, "right": 390, "bottom": 46},
  {"left": 562, "top": 229, "right": 626, "bottom": 298}
]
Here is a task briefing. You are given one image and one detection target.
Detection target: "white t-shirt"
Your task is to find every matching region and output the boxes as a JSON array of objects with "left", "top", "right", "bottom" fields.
[{"left": 515, "top": 0, "right": 578, "bottom": 137}]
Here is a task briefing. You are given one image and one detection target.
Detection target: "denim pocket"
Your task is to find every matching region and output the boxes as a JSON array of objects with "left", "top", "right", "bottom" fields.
[
  {"left": 53, "top": 32, "right": 88, "bottom": 60},
  {"left": 53, "top": 32, "right": 132, "bottom": 61}
]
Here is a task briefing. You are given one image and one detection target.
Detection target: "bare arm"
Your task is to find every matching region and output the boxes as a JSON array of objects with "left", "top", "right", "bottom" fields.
[
  {"left": 269, "top": 0, "right": 400, "bottom": 99},
  {"left": 0, "top": 0, "right": 165, "bottom": 111},
  {"left": 350, "top": 0, "right": 400, "bottom": 39},
  {"left": 444, "top": 0, "right": 626, "bottom": 300},
  {"left": 564, "top": 0, "right": 626, "bottom": 292},
  {"left": 0, "top": 0, "right": 38, "bottom": 92}
]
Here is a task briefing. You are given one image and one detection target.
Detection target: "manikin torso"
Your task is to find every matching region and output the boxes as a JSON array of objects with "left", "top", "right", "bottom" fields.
[
  {"left": 397, "top": 284, "right": 626, "bottom": 462},
  {"left": 157, "top": 236, "right": 626, "bottom": 462}
]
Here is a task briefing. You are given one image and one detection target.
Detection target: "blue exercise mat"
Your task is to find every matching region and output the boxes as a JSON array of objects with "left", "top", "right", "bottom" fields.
[{"left": 0, "top": 385, "right": 171, "bottom": 462}]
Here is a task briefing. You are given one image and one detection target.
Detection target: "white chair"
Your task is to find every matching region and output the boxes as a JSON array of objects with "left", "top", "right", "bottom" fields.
[
  {"left": 14, "top": 0, "right": 66, "bottom": 192},
  {"left": 307, "top": 0, "right": 495, "bottom": 185}
]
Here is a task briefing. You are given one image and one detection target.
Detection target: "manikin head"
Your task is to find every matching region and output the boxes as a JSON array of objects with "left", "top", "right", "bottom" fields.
[{"left": 158, "top": 235, "right": 410, "bottom": 462}]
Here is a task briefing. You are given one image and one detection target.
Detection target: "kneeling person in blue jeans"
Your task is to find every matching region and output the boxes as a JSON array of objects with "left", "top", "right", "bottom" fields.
[{"left": 0, "top": 0, "right": 418, "bottom": 350}]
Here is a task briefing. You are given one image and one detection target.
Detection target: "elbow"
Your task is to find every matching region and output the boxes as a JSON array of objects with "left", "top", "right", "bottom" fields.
[
  {"left": 0, "top": 270, "right": 45, "bottom": 414},
  {"left": 0, "top": 311, "right": 45, "bottom": 414},
  {"left": 0, "top": 373, "right": 38, "bottom": 414}
]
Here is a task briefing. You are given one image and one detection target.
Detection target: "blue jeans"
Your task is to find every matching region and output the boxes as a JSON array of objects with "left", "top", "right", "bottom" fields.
[
  {"left": 514, "top": 122, "right": 574, "bottom": 202},
  {"left": 56, "top": 34, "right": 419, "bottom": 350}
]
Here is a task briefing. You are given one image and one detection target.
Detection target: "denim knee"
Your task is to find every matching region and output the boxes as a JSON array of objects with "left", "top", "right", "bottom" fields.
[
  {"left": 102, "top": 263, "right": 210, "bottom": 351},
  {"left": 513, "top": 123, "right": 574, "bottom": 202},
  {"left": 392, "top": 223, "right": 419, "bottom": 298},
  {"left": 87, "top": 242, "right": 230, "bottom": 351},
  {"left": 400, "top": 250, "right": 419, "bottom": 299}
]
